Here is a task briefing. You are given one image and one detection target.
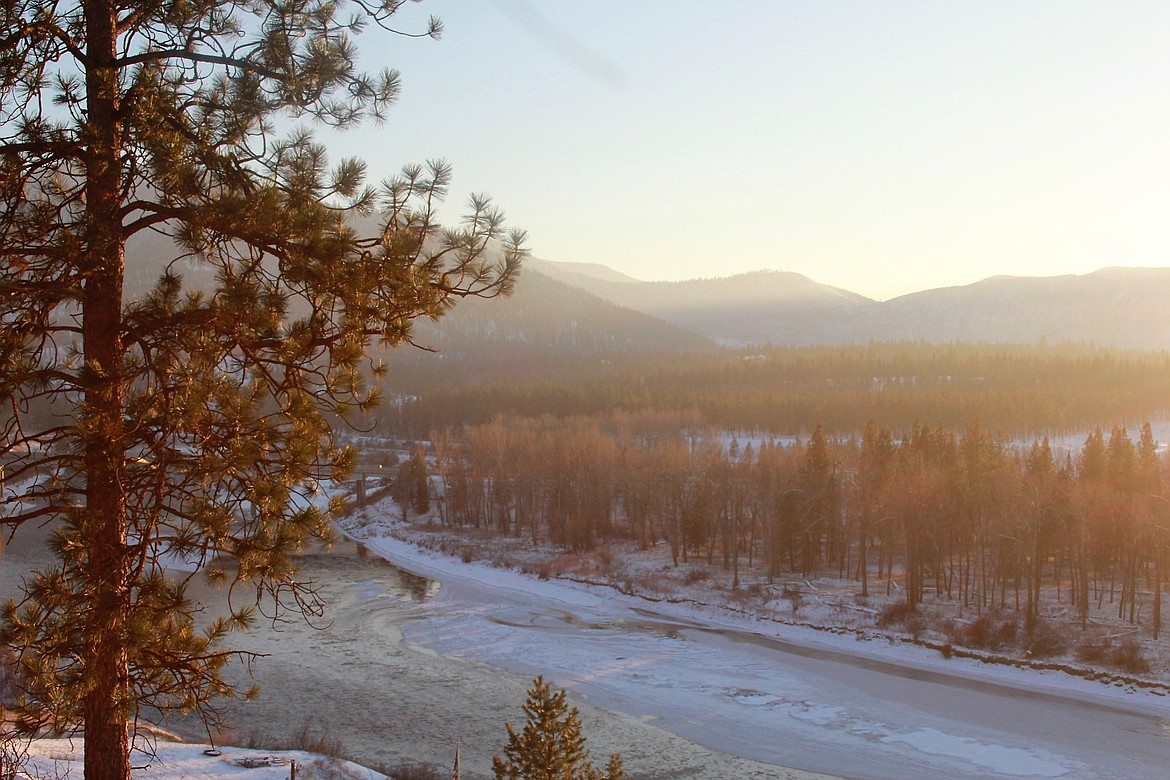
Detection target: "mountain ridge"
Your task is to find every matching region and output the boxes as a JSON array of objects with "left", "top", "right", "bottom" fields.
[
  {"left": 122, "top": 226, "right": 1170, "bottom": 352},
  {"left": 532, "top": 260, "right": 1170, "bottom": 349}
]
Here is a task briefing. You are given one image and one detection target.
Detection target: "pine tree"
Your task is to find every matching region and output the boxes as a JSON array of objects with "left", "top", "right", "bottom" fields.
[
  {"left": 1079, "top": 427, "right": 1108, "bottom": 482},
  {"left": 798, "top": 423, "right": 837, "bottom": 576},
  {"left": 411, "top": 447, "right": 432, "bottom": 516},
  {"left": 0, "top": 3, "right": 523, "bottom": 780},
  {"left": 598, "top": 754, "right": 627, "bottom": 780},
  {"left": 391, "top": 445, "right": 430, "bottom": 519},
  {"left": 492, "top": 676, "right": 627, "bottom": 780},
  {"left": 855, "top": 420, "right": 895, "bottom": 597}
]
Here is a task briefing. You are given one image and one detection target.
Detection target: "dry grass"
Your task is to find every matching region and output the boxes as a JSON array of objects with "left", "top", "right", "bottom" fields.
[
  {"left": 380, "top": 764, "right": 445, "bottom": 780},
  {"left": 227, "top": 723, "right": 344, "bottom": 759}
]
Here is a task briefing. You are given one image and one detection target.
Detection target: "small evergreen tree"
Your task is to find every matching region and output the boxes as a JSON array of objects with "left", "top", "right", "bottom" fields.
[
  {"left": 391, "top": 446, "right": 430, "bottom": 519},
  {"left": 598, "top": 754, "right": 627, "bottom": 780},
  {"left": 492, "top": 676, "right": 628, "bottom": 780},
  {"left": 410, "top": 446, "right": 432, "bottom": 515}
]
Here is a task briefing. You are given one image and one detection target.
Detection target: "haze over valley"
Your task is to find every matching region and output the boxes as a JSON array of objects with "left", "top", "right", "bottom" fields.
[{"left": 6, "top": 3, "right": 1170, "bottom": 780}]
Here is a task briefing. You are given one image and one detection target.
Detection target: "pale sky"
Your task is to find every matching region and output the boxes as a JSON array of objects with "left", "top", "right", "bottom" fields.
[{"left": 331, "top": 0, "right": 1170, "bottom": 301}]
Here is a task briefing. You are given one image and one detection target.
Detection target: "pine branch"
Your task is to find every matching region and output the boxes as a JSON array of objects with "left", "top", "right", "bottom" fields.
[{"left": 114, "top": 48, "right": 282, "bottom": 78}]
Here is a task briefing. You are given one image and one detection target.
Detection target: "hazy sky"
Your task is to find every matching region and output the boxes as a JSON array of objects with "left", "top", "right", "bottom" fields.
[{"left": 333, "top": 1, "right": 1170, "bottom": 301}]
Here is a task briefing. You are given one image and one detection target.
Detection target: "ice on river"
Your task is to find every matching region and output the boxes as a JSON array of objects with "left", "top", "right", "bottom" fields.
[{"left": 361, "top": 533, "right": 1170, "bottom": 780}]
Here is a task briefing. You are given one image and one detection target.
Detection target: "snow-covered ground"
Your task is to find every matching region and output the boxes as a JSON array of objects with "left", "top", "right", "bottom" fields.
[
  {"left": 13, "top": 739, "right": 382, "bottom": 780},
  {"left": 340, "top": 501, "right": 1170, "bottom": 780}
]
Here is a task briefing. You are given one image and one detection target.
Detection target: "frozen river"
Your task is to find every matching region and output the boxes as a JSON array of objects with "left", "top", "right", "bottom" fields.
[{"left": 364, "top": 535, "right": 1170, "bottom": 780}]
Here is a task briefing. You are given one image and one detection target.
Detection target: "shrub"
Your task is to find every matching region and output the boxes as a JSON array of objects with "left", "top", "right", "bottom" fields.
[
  {"left": 1110, "top": 639, "right": 1150, "bottom": 674},
  {"left": 876, "top": 601, "right": 928, "bottom": 639},
  {"left": 385, "top": 765, "right": 444, "bottom": 780},
  {"left": 947, "top": 614, "right": 1019, "bottom": 651},
  {"left": 876, "top": 601, "right": 916, "bottom": 628},
  {"left": 904, "top": 615, "right": 927, "bottom": 641},
  {"left": 1023, "top": 621, "right": 1068, "bottom": 658},
  {"left": 995, "top": 618, "right": 1019, "bottom": 647},
  {"left": 779, "top": 585, "right": 802, "bottom": 612},
  {"left": 233, "top": 724, "right": 343, "bottom": 758},
  {"left": 960, "top": 615, "right": 994, "bottom": 648},
  {"left": 1075, "top": 639, "right": 1108, "bottom": 664},
  {"left": 297, "top": 758, "right": 367, "bottom": 780},
  {"left": 290, "top": 724, "right": 343, "bottom": 757}
]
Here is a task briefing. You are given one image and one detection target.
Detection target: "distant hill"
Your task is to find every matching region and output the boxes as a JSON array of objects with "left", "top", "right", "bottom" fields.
[
  {"left": 868, "top": 267, "right": 1170, "bottom": 350},
  {"left": 120, "top": 229, "right": 712, "bottom": 391},
  {"left": 534, "top": 261, "right": 1170, "bottom": 350},
  {"left": 407, "top": 263, "right": 708, "bottom": 357},
  {"left": 123, "top": 227, "right": 1170, "bottom": 355},
  {"left": 527, "top": 257, "right": 643, "bottom": 285},
  {"left": 528, "top": 265, "right": 874, "bottom": 346}
]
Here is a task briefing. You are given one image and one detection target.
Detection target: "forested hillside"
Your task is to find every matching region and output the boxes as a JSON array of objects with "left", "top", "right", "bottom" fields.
[{"left": 869, "top": 268, "right": 1170, "bottom": 349}]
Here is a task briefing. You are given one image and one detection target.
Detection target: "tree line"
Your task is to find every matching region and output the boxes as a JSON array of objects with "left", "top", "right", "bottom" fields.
[
  {"left": 382, "top": 342, "right": 1170, "bottom": 440},
  {"left": 427, "top": 412, "right": 1170, "bottom": 641}
]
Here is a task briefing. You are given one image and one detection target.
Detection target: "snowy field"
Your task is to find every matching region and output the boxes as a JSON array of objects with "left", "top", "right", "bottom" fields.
[{"left": 14, "top": 739, "right": 382, "bottom": 780}]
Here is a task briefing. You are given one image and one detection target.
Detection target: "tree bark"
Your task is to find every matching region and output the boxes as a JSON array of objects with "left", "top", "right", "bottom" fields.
[{"left": 82, "top": 2, "right": 132, "bottom": 779}]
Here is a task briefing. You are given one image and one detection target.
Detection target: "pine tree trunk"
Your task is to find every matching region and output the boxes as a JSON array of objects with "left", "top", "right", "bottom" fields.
[
  {"left": 83, "top": 2, "right": 132, "bottom": 779},
  {"left": 1154, "top": 554, "right": 1162, "bottom": 640},
  {"left": 858, "top": 528, "right": 868, "bottom": 597}
]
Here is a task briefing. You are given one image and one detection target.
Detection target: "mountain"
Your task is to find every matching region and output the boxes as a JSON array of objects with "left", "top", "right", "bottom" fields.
[
  {"left": 380, "top": 264, "right": 713, "bottom": 387},
  {"left": 533, "top": 260, "right": 1170, "bottom": 350},
  {"left": 407, "top": 263, "right": 708, "bottom": 357},
  {"left": 528, "top": 262, "right": 874, "bottom": 345},
  {"left": 123, "top": 226, "right": 1170, "bottom": 355},
  {"left": 120, "top": 230, "right": 712, "bottom": 388},
  {"left": 527, "top": 257, "right": 643, "bottom": 285},
  {"left": 862, "top": 268, "right": 1170, "bottom": 349}
]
